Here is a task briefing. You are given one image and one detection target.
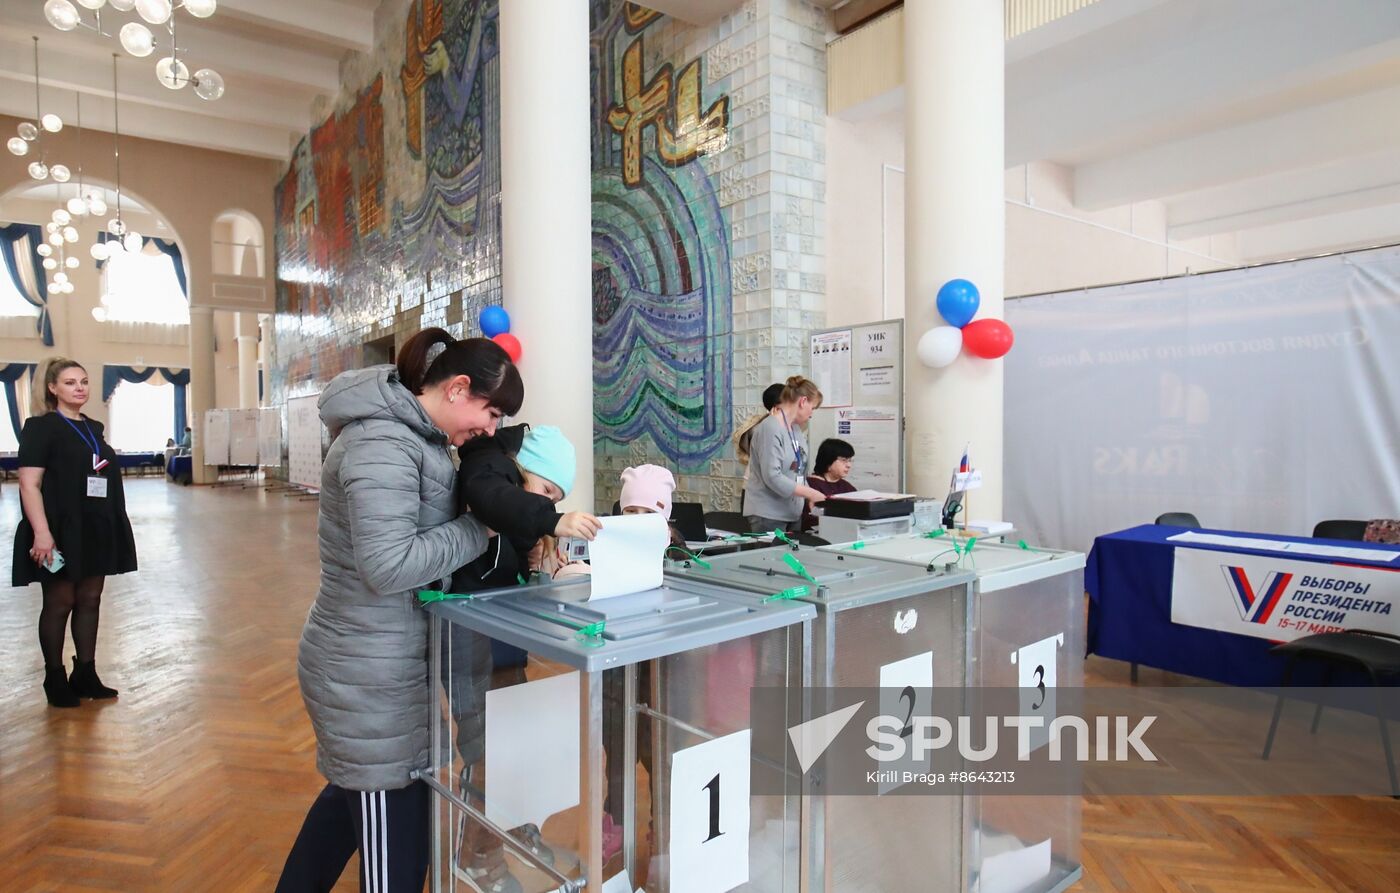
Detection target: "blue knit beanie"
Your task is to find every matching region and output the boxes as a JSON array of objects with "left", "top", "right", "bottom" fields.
[{"left": 516, "top": 426, "right": 576, "bottom": 497}]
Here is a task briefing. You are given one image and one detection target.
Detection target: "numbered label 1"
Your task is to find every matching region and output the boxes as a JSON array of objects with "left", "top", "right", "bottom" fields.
[
  {"left": 669, "top": 729, "right": 751, "bottom": 893},
  {"left": 878, "top": 651, "right": 934, "bottom": 794},
  {"left": 1010, "top": 633, "right": 1064, "bottom": 754}
]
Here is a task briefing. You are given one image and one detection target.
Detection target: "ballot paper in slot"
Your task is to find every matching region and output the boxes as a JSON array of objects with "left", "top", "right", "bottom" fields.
[{"left": 586, "top": 512, "right": 670, "bottom": 601}]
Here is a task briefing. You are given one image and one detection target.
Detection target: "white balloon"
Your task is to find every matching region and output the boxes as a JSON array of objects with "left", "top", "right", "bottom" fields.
[{"left": 916, "top": 326, "right": 963, "bottom": 369}]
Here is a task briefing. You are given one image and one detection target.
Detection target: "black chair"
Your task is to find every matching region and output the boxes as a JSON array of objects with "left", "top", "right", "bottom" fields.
[
  {"left": 1134, "top": 512, "right": 1203, "bottom": 682},
  {"left": 611, "top": 501, "right": 621, "bottom": 515},
  {"left": 1312, "top": 519, "right": 1369, "bottom": 541},
  {"left": 704, "top": 511, "right": 750, "bottom": 535},
  {"left": 1154, "top": 512, "right": 1201, "bottom": 528},
  {"left": 1262, "top": 630, "right": 1400, "bottom": 797}
]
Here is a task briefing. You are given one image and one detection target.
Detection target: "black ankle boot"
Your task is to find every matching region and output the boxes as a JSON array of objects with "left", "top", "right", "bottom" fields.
[
  {"left": 44, "top": 665, "right": 80, "bottom": 708},
  {"left": 69, "top": 658, "right": 118, "bottom": 699}
]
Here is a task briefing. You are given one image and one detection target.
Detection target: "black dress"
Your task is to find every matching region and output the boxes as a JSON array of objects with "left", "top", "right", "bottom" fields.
[{"left": 11, "top": 412, "right": 138, "bottom": 586}]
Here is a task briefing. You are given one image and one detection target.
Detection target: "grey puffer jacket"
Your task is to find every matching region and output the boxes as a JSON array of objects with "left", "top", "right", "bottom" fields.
[{"left": 297, "top": 366, "right": 489, "bottom": 791}]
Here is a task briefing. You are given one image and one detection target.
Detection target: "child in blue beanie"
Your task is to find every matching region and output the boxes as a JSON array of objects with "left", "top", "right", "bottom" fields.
[{"left": 445, "top": 423, "right": 600, "bottom": 890}]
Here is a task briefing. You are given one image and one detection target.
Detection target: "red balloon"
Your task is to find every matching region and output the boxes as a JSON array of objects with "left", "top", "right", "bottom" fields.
[
  {"left": 961, "top": 319, "right": 1014, "bottom": 359},
  {"left": 492, "top": 332, "right": 522, "bottom": 362}
]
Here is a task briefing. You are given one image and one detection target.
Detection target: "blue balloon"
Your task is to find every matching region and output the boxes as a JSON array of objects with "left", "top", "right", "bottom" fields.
[
  {"left": 936, "top": 279, "right": 981, "bottom": 328},
  {"left": 479, "top": 305, "right": 511, "bottom": 338}
]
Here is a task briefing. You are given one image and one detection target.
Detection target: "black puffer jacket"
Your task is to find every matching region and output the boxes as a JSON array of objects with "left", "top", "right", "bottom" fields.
[{"left": 449, "top": 424, "right": 562, "bottom": 593}]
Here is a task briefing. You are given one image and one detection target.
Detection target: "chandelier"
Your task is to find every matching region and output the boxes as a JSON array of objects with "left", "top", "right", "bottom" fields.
[
  {"left": 42, "top": 0, "right": 225, "bottom": 101},
  {"left": 7, "top": 38, "right": 74, "bottom": 183},
  {"left": 92, "top": 54, "right": 145, "bottom": 263}
]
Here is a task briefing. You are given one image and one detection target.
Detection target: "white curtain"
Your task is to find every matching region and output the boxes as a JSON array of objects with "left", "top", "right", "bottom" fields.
[{"left": 1005, "top": 245, "right": 1400, "bottom": 551}]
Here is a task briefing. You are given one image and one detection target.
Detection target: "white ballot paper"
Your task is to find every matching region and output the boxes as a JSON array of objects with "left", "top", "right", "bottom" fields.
[{"left": 589, "top": 512, "right": 669, "bottom": 600}]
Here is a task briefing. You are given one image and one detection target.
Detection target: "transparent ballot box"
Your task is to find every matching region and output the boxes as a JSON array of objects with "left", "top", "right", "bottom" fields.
[
  {"left": 666, "top": 547, "right": 977, "bottom": 893},
  {"left": 423, "top": 575, "right": 815, "bottom": 893},
  {"left": 822, "top": 537, "right": 1088, "bottom": 893}
]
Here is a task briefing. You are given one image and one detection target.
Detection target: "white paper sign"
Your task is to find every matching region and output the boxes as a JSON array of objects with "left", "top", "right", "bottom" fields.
[
  {"left": 485, "top": 672, "right": 580, "bottom": 830},
  {"left": 1170, "top": 548, "right": 1400, "bottom": 641},
  {"left": 1011, "top": 633, "right": 1064, "bottom": 754},
  {"left": 878, "top": 650, "right": 934, "bottom": 793},
  {"left": 859, "top": 365, "right": 895, "bottom": 395},
  {"left": 979, "top": 837, "right": 1052, "bottom": 893},
  {"left": 810, "top": 330, "right": 853, "bottom": 408},
  {"left": 670, "top": 729, "right": 751, "bottom": 893},
  {"left": 860, "top": 324, "right": 899, "bottom": 363},
  {"left": 589, "top": 513, "right": 669, "bottom": 600},
  {"left": 834, "top": 407, "right": 901, "bottom": 490}
]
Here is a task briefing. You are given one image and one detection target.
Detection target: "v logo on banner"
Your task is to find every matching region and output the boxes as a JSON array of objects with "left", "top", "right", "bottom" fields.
[{"left": 1220, "top": 565, "right": 1292, "bottom": 624}]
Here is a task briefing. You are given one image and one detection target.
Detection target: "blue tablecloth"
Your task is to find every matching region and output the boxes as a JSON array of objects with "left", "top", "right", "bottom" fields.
[
  {"left": 167, "top": 455, "right": 192, "bottom": 483},
  {"left": 1087, "top": 524, "right": 1400, "bottom": 686},
  {"left": 118, "top": 452, "right": 163, "bottom": 470}
]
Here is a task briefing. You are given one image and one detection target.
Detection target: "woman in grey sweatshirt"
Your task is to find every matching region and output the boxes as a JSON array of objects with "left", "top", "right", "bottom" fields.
[
  {"left": 743, "top": 375, "right": 829, "bottom": 533},
  {"left": 276, "top": 327, "right": 523, "bottom": 893}
]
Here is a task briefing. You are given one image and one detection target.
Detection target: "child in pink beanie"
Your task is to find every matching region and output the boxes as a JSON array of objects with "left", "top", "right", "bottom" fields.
[{"left": 619, "top": 464, "right": 676, "bottom": 518}]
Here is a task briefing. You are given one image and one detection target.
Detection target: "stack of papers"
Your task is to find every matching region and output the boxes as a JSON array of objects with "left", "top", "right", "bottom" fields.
[
  {"left": 967, "top": 520, "right": 1013, "bottom": 535},
  {"left": 829, "top": 490, "right": 916, "bottom": 501}
]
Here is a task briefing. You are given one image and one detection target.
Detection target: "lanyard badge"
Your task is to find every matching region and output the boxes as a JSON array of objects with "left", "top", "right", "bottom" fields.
[{"left": 60, "top": 414, "right": 108, "bottom": 472}]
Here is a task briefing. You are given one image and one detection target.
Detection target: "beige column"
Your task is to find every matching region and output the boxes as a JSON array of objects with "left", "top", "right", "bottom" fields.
[
  {"left": 189, "top": 307, "right": 216, "bottom": 483},
  {"left": 235, "top": 312, "right": 259, "bottom": 408},
  {"left": 499, "top": 0, "right": 594, "bottom": 512},
  {"left": 904, "top": 0, "right": 1007, "bottom": 517}
]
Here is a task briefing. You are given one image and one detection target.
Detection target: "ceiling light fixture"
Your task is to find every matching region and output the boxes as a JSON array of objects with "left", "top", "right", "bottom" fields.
[
  {"left": 42, "top": 0, "right": 223, "bottom": 100},
  {"left": 11, "top": 38, "right": 72, "bottom": 180}
]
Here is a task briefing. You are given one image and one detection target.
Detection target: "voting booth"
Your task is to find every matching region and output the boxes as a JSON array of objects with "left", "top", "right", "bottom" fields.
[
  {"left": 668, "top": 547, "right": 977, "bottom": 892},
  {"left": 424, "top": 574, "right": 815, "bottom": 893},
  {"left": 822, "top": 536, "right": 1087, "bottom": 893}
]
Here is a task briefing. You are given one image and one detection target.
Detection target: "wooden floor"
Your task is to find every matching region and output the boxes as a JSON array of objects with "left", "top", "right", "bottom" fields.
[{"left": 1, "top": 480, "right": 1398, "bottom": 892}]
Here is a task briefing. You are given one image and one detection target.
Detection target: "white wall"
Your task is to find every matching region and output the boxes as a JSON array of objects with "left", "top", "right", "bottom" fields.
[{"left": 826, "top": 108, "right": 1246, "bottom": 326}]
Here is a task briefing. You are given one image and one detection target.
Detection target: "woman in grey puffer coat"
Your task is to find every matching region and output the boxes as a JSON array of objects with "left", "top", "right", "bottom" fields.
[{"left": 276, "top": 328, "right": 523, "bottom": 893}]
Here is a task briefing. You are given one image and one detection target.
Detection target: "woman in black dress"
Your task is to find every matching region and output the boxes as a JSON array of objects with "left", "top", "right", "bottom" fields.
[{"left": 14, "top": 358, "right": 138, "bottom": 707}]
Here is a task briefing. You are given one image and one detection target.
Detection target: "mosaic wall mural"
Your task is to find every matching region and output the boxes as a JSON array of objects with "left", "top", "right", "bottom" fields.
[
  {"left": 591, "top": 1, "right": 734, "bottom": 472},
  {"left": 269, "top": 0, "right": 827, "bottom": 511},
  {"left": 271, "top": 0, "right": 503, "bottom": 404}
]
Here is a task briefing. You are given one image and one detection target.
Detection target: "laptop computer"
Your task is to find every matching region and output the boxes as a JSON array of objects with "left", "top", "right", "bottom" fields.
[{"left": 671, "top": 501, "right": 708, "bottom": 543}]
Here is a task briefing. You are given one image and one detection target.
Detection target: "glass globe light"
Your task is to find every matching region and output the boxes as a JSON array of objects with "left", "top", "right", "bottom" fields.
[
  {"left": 109, "top": 0, "right": 135, "bottom": 10},
  {"left": 107, "top": 217, "right": 127, "bottom": 236},
  {"left": 156, "top": 56, "right": 190, "bottom": 90},
  {"left": 50, "top": 164, "right": 71, "bottom": 183},
  {"left": 65, "top": 255, "right": 80, "bottom": 269},
  {"left": 63, "top": 225, "right": 80, "bottom": 243},
  {"left": 135, "top": 0, "right": 171, "bottom": 25},
  {"left": 43, "top": 0, "right": 81, "bottom": 31},
  {"left": 88, "top": 197, "right": 108, "bottom": 216},
  {"left": 18, "top": 121, "right": 40, "bottom": 141},
  {"left": 92, "top": 306, "right": 108, "bottom": 322},
  {"left": 77, "top": 0, "right": 109, "bottom": 9},
  {"left": 7, "top": 137, "right": 28, "bottom": 156},
  {"left": 90, "top": 241, "right": 109, "bottom": 261},
  {"left": 41, "top": 114, "right": 63, "bottom": 133},
  {"left": 185, "top": 0, "right": 216, "bottom": 17},
  {"left": 45, "top": 222, "right": 60, "bottom": 234},
  {"left": 62, "top": 282, "right": 74, "bottom": 295},
  {"left": 37, "top": 243, "right": 53, "bottom": 257},
  {"left": 124, "top": 231, "right": 144, "bottom": 253},
  {"left": 49, "top": 232, "right": 65, "bottom": 246},
  {"left": 29, "top": 161, "right": 49, "bottom": 180},
  {"left": 68, "top": 196, "right": 88, "bottom": 216},
  {"left": 43, "top": 258, "right": 58, "bottom": 271},
  {"left": 53, "top": 271, "right": 69, "bottom": 285},
  {"left": 52, "top": 209, "right": 71, "bottom": 225},
  {"left": 193, "top": 69, "right": 225, "bottom": 101},
  {"left": 119, "top": 22, "right": 155, "bottom": 58}
]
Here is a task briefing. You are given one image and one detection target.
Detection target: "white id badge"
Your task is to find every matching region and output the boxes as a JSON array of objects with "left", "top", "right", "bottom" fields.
[{"left": 87, "top": 475, "right": 109, "bottom": 498}]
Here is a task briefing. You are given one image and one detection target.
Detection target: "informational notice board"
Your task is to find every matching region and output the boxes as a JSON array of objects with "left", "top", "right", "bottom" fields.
[
  {"left": 258, "top": 408, "right": 282, "bottom": 468},
  {"left": 808, "top": 320, "right": 904, "bottom": 491},
  {"left": 228, "top": 409, "right": 259, "bottom": 466},
  {"left": 202, "top": 409, "right": 230, "bottom": 466},
  {"left": 287, "top": 394, "right": 323, "bottom": 492}
]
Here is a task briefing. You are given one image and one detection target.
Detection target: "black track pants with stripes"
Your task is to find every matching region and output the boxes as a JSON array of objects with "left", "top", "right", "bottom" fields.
[{"left": 275, "top": 780, "right": 431, "bottom": 893}]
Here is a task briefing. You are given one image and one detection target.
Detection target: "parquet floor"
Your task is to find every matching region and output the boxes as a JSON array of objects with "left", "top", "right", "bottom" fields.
[{"left": 1, "top": 480, "right": 1398, "bottom": 892}]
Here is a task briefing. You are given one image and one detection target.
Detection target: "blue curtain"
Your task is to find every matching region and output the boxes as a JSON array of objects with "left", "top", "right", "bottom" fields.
[
  {"left": 163, "top": 367, "right": 190, "bottom": 439},
  {"left": 103, "top": 365, "right": 191, "bottom": 440},
  {"left": 0, "top": 223, "right": 54, "bottom": 346},
  {"left": 0, "top": 362, "right": 35, "bottom": 442},
  {"left": 96, "top": 234, "right": 188, "bottom": 298}
]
